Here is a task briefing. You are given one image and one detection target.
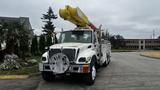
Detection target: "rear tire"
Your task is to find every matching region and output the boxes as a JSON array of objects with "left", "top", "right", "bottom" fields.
[
  {"left": 108, "top": 55, "right": 111, "bottom": 65},
  {"left": 41, "top": 71, "right": 55, "bottom": 81},
  {"left": 103, "top": 54, "right": 109, "bottom": 67}
]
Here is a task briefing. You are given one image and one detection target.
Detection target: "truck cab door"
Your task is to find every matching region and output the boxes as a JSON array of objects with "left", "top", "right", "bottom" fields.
[{"left": 93, "top": 32, "right": 101, "bottom": 59}]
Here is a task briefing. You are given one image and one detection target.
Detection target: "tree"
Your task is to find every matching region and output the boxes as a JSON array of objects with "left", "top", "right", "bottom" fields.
[
  {"left": 0, "top": 24, "right": 4, "bottom": 47},
  {"left": 108, "top": 34, "right": 125, "bottom": 49},
  {"left": 158, "top": 36, "right": 160, "bottom": 39},
  {"left": 103, "top": 29, "right": 110, "bottom": 40},
  {"left": 0, "top": 44, "right": 1, "bottom": 50},
  {"left": 46, "top": 35, "right": 52, "bottom": 47},
  {"left": 0, "top": 23, "right": 19, "bottom": 62},
  {"left": 109, "top": 35, "right": 116, "bottom": 49},
  {"left": 5, "top": 23, "right": 19, "bottom": 54},
  {"left": 0, "top": 23, "right": 8, "bottom": 45},
  {"left": 41, "top": 6, "right": 57, "bottom": 36},
  {"left": 0, "top": 21, "right": 32, "bottom": 61},
  {"left": 115, "top": 34, "right": 124, "bottom": 39},
  {"left": 0, "top": 24, "right": 3, "bottom": 50},
  {"left": 31, "top": 35, "right": 39, "bottom": 56},
  {"left": 17, "top": 23, "right": 30, "bottom": 60},
  {"left": 39, "top": 35, "right": 46, "bottom": 54},
  {"left": 19, "top": 35, "right": 29, "bottom": 60}
]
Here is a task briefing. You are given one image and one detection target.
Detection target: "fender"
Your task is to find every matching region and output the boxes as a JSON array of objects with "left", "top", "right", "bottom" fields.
[
  {"left": 41, "top": 51, "right": 49, "bottom": 63},
  {"left": 76, "top": 49, "right": 98, "bottom": 64}
]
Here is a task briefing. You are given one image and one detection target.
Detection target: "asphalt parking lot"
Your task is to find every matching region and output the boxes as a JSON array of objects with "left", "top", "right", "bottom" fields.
[{"left": 1, "top": 52, "right": 160, "bottom": 90}]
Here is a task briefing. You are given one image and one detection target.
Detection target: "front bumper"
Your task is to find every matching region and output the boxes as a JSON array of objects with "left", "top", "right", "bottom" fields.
[{"left": 39, "top": 63, "right": 90, "bottom": 74}]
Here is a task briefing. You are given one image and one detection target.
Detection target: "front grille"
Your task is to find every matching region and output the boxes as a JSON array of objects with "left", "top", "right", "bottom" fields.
[
  {"left": 49, "top": 49, "right": 76, "bottom": 61},
  {"left": 49, "top": 49, "right": 61, "bottom": 57}
]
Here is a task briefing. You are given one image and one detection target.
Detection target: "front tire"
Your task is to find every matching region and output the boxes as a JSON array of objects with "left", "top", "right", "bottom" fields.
[
  {"left": 85, "top": 64, "right": 96, "bottom": 85},
  {"left": 41, "top": 71, "right": 55, "bottom": 81},
  {"left": 103, "top": 61, "right": 108, "bottom": 67}
]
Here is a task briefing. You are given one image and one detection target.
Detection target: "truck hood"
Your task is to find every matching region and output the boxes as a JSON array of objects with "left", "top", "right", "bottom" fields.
[{"left": 50, "top": 43, "right": 92, "bottom": 49}]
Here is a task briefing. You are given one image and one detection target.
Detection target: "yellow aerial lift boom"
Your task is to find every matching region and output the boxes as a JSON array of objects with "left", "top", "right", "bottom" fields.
[{"left": 59, "top": 5, "right": 97, "bottom": 30}]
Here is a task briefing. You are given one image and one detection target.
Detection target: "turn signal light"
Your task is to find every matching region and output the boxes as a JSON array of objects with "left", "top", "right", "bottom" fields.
[{"left": 82, "top": 65, "right": 89, "bottom": 73}]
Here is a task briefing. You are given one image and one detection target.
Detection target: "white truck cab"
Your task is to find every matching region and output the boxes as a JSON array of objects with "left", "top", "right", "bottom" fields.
[{"left": 39, "top": 28, "right": 111, "bottom": 85}]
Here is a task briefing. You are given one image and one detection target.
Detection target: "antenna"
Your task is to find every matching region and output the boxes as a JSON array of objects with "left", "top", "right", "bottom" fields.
[
  {"left": 153, "top": 29, "right": 155, "bottom": 39},
  {"left": 61, "top": 28, "right": 64, "bottom": 32}
]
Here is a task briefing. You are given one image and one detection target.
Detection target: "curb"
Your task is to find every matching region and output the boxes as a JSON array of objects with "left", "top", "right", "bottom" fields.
[
  {"left": 112, "top": 50, "right": 139, "bottom": 52},
  {"left": 0, "top": 75, "right": 29, "bottom": 80},
  {"left": 29, "top": 72, "right": 41, "bottom": 78},
  {"left": 140, "top": 54, "right": 160, "bottom": 59},
  {"left": 0, "top": 72, "right": 41, "bottom": 80}
]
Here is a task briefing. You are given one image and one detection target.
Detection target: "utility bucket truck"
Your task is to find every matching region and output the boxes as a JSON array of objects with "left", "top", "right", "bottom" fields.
[{"left": 39, "top": 5, "right": 111, "bottom": 85}]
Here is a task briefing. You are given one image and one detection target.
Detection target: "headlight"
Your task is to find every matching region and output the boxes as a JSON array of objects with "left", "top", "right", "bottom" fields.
[
  {"left": 42, "top": 57, "right": 46, "bottom": 61},
  {"left": 78, "top": 57, "right": 91, "bottom": 63},
  {"left": 78, "top": 58, "right": 86, "bottom": 62}
]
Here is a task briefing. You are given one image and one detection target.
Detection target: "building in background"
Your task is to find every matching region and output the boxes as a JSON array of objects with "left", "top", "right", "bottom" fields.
[
  {"left": 0, "top": 16, "right": 33, "bottom": 36},
  {"left": 0, "top": 16, "right": 33, "bottom": 49},
  {"left": 124, "top": 39, "right": 160, "bottom": 50}
]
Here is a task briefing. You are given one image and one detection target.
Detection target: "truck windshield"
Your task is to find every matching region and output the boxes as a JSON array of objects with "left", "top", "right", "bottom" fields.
[{"left": 58, "top": 31, "right": 92, "bottom": 43}]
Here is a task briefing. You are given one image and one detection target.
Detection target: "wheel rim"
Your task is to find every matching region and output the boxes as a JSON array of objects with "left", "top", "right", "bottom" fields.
[{"left": 91, "top": 66, "right": 96, "bottom": 80}]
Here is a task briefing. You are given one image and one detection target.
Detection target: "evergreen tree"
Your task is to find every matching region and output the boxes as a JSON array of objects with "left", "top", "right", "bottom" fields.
[
  {"left": 0, "top": 23, "right": 8, "bottom": 46},
  {"left": 5, "top": 23, "right": 19, "bottom": 54},
  {"left": 109, "top": 35, "right": 125, "bottom": 49},
  {"left": 39, "top": 34, "right": 46, "bottom": 54},
  {"left": 18, "top": 23, "right": 30, "bottom": 60},
  {"left": 19, "top": 37, "right": 29, "bottom": 60},
  {"left": 41, "top": 6, "right": 57, "bottom": 36},
  {"left": 46, "top": 35, "right": 52, "bottom": 47},
  {"left": 0, "top": 22, "right": 31, "bottom": 60},
  {"left": 0, "top": 43, "right": 1, "bottom": 50},
  {"left": 0, "top": 24, "right": 3, "bottom": 50},
  {"left": 31, "top": 35, "right": 38, "bottom": 56},
  {"left": 0, "top": 24, "right": 4, "bottom": 45}
]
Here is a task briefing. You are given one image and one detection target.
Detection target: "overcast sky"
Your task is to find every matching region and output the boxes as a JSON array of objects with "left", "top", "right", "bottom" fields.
[{"left": 0, "top": 0, "right": 160, "bottom": 39}]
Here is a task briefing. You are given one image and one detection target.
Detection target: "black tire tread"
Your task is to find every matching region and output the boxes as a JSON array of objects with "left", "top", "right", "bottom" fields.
[{"left": 42, "top": 71, "right": 55, "bottom": 81}]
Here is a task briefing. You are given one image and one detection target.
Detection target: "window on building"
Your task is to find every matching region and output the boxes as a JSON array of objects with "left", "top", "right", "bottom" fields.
[{"left": 141, "top": 41, "right": 143, "bottom": 44}]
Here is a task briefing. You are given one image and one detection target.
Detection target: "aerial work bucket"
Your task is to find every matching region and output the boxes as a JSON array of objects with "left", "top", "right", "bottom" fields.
[{"left": 59, "top": 5, "right": 97, "bottom": 30}]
